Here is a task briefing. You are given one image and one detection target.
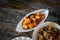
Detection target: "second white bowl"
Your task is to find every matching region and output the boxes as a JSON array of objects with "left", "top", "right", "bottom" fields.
[{"left": 32, "top": 22, "right": 60, "bottom": 40}]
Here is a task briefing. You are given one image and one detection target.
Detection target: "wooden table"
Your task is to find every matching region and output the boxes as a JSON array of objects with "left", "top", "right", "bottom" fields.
[{"left": 0, "top": 2, "right": 59, "bottom": 40}]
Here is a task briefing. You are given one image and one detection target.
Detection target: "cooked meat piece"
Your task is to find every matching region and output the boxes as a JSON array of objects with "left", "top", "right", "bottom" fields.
[
  {"left": 44, "top": 31, "right": 47, "bottom": 37},
  {"left": 22, "top": 25, "right": 28, "bottom": 30},
  {"left": 27, "top": 23, "right": 33, "bottom": 29},
  {"left": 35, "top": 15, "right": 40, "bottom": 19},
  {"left": 38, "top": 34, "right": 44, "bottom": 40},
  {"left": 23, "top": 17, "right": 27, "bottom": 21},
  {"left": 30, "top": 14, "right": 35, "bottom": 18},
  {"left": 32, "top": 22, "right": 37, "bottom": 27},
  {"left": 23, "top": 18, "right": 31, "bottom": 25}
]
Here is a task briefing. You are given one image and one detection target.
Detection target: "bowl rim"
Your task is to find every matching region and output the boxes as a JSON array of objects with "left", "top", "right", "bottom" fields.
[
  {"left": 16, "top": 9, "right": 49, "bottom": 33},
  {"left": 32, "top": 22, "right": 60, "bottom": 40},
  {"left": 12, "top": 36, "right": 32, "bottom": 40}
]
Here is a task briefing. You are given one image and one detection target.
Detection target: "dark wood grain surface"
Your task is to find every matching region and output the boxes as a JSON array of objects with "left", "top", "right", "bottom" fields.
[
  {"left": 0, "top": 1, "right": 60, "bottom": 40},
  {"left": 0, "top": 7, "right": 36, "bottom": 40}
]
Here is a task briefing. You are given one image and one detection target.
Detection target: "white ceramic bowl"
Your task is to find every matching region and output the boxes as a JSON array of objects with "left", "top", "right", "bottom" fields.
[
  {"left": 16, "top": 9, "right": 49, "bottom": 33},
  {"left": 12, "top": 36, "right": 32, "bottom": 40},
  {"left": 32, "top": 22, "right": 60, "bottom": 40}
]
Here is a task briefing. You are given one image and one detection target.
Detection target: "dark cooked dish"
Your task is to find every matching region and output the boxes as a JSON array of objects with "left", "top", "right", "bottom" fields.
[
  {"left": 37, "top": 25, "right": 60, "bottom": 40},
  {"left": 22, "top": 12, "right": 45, "bottom": 30}
]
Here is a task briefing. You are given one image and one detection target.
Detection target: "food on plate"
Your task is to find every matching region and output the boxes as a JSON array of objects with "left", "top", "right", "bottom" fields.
[
  {"left": 37, "top": 24, "right": 60, "bottom": 40},
  {"left": 22, "top": 12, "right": 45, "bottom": 30}
]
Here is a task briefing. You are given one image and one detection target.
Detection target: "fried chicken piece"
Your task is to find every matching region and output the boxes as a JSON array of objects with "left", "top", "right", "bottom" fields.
[
  {"left": 23, "top": 17, "right": 27, "bottom": 20},
  {"left": 32, "top": 21, "right": 37, "bottom": 27},
  {"left": 23, "top": 18, "right": 31, "bottom": 25},
  {"left": 30, "top": 14, "right": 35, "bottom": 18},
  {"left": 31, "top": 18, "right": 37, "bottom": 27},
  {"left": 31, "top": 18, "right": 36, "bottom": 22},
  {"left": 38, "top": 34, "right": 44, "bottom": 40},
  {"left": 22, "top": 24, "right": 28, "bottom": 30},
  {"left": 27, "top": 23, "right": 33, "bottom": 29},
  {"left": 35, "top": 15, "right": 41, "bottom": 19},
  {"left": 22, "top": 18, "right": 31, "bottom": 29}
]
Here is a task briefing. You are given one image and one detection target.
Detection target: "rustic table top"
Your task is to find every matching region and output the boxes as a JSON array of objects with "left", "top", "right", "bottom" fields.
[{"left": 0, "top": 2, "right": 59, "bottom": 40}]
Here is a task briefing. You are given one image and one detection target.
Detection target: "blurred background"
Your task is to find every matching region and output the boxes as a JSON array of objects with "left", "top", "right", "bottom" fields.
[
  {"left": 0, "top": 0, "right": 60, "bottom": 40},
  {"left": 0, "top": 0, "right": 60, "bottom": 17}
]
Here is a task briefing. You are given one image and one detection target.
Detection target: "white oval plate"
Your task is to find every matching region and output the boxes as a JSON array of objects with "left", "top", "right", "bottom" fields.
[
  {"left": 32, "top": 22, "right": 60, "bottom": 40},
  {"left": 16, "top": 9, "right": 49, "bottom": 33}
]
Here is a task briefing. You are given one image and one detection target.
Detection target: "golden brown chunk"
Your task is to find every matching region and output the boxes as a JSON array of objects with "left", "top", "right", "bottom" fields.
[
  {"left": 32, "top": 22, "right": 37, "bottom": 27},
  {"left": 31, "top": 18, "right": 36, "bottom": 22},
  {"left": 22, "top": 25, "right": 28, "bottom": 30},
  {"left": 23, "top": 18, "right": 31, "bottom": 25},
  {"left": 44, "top": 31, "right": 47, "bottom": 37},
  {"left": 23, "top": 17, "right": 27, "bottom": 20},
  {"left": 38, "top": 34, "right": 44, "bottom": 40},
  {"left": 27, "top": 23, "right": 33, "bottom": 29},
  {"left": 30, "top": 15, "right": 35, "bottom": 18},
  {"left": 35, "top": 15, "right": 40, "bottom": 19}
]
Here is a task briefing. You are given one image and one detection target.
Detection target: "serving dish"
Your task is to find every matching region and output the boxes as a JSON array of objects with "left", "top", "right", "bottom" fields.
[
  {"left": 12, "top": 36, "right": 32, "bottom": 40},
  {"left": 32, "top": 22, "right": 60, "bottom": 40},
  {"left": 16, "top": 9, "right": 49, "bottom": 33}
]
